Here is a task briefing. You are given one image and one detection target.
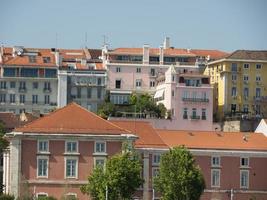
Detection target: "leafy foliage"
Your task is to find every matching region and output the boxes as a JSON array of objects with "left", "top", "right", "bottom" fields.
[
  {"left": 154, "top": 146, "right": 205, "bottom": 200},
  {"left": 81, "top": 151, "right": 143, "bottom": 200},
  {"left": 0, "top": 194, "right": 15, "bottom": 200},
  {"left": 0, "top": 122, "right": 9, "bottom": 152},
  {"left": 37, "top": 196, "right": 57, "bottom": 200}
]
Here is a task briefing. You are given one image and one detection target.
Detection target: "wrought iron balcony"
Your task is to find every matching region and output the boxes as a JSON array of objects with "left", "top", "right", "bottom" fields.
[
  {"left": 182, "top": 97, "right": 209, "bottom": 102},
  {"left": 190, "top": 115, "right": 200, "bottom": 120}
]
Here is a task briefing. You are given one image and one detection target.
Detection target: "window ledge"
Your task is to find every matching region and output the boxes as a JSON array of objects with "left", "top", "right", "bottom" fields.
[
  {"left": 37, "top": 152, "right": 51, "bottom": 155},
  {"left": 211, "top": 165, "right": 222, "bottom": 168},
  {"left": 93, "top": 152, "right": 108, "bottom": 156},
  {"left": 240, "top": 166, "right": 250, "bottom": 169},
  {"left": 63, "top": 152, "right": 80, "bottom": 156}
]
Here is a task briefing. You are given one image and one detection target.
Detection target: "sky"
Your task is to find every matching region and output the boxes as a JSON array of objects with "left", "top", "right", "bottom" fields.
[{"left": 0, "top": 0, "right": 267, "bottom": 52}]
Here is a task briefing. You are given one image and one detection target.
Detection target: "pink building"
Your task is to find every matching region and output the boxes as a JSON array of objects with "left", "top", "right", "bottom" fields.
[
  {"left": 5, "top": 103, "right": 267, "bottom": 200},
  {"left": 153, "top": 65, "right": 213, "bottom": 131}
]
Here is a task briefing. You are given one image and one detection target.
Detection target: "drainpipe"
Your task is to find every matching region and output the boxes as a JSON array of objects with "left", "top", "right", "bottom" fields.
[{"left": 230, "top": 188, "right": 234, "bottom": 200}]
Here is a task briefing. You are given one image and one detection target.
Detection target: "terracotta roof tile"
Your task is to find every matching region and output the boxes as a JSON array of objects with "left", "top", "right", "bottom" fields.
[
  {"left": 190, "top": 49, "right": 229, "bottom": 60},
  {"left": 15, "top": 103, "right": 131, "bottom": 135},
  {"left": 110, "top": 120, "right": 167, "bottom": 149},
  {"left": 225, "top": 50, "right": 267, "bottom": 60},
  {"left": 157, "top": 130, "right": 267, "bottom": 151}
]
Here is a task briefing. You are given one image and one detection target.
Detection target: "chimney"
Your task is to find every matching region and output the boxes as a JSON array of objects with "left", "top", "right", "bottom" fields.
[
  {"left": 55, "top": 50, "right": 62, "bottom": 66},
  {"left": 143, "top": 44, "right": 150, "bottom": 64},
  {"left": 163, "top": 37, "right": 170, "bottom": 49},
  {"left": 102, "top": 45, "right": 108, "bottom": 64},
  {"left": 159, "top": 45, "right": 164, "bottom": 65}
]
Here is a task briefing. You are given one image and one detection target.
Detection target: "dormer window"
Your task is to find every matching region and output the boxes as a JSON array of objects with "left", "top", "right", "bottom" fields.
[
  {"left": 29, "top": 55, "right": 37, "bottom": 63},
  {"left": 43, "top": 57, "right": 51, "bottom": 63}
]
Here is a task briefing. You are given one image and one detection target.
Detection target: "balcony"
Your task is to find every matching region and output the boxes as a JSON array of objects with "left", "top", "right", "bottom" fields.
[
  {"left": 190, "top": 115, "right": 200, "bottom": 120},
  {"left": 43, "top": 88, "right": 52, "bottom": 93},
  {"left": 18, "top": 88, "right": 27, "bottom": 93},
  {"left": 254, "top": 96, "right": 267, "bottom": 102},
  {"left": 182, "top": 97, "right": 209, "bottom": 103}
]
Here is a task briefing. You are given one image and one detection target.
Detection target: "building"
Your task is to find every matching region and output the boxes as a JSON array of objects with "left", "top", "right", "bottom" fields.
[
  {"left": 0, "top": 47, "right": 58, "bottom": 114},
  {"left": 4, "top": 103, "right": 136, "bottom": 199},
  {"left": 103, "top": 38, "right": 227, "bottom": 105},
  {"left": 4, "top": 103, "right": 267, "bottom": 200},
  {"left": 205, "top": 50, "right": 267, "bottom": 121},
  {"left": 255, "top": 119, "right": 267, "bottom": 136},
  {"left": 153, "top": 65, "right": 213, "bottom": 131}
]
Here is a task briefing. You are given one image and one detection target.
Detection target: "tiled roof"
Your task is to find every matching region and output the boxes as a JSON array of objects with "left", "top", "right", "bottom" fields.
[
  {"left": 225, "top": 50, "right": 267, "bottom": 60},
  {"left": 0, "top": 112, "right": 37, "bottom": 131},
  {"left": 190, "top": 49, "right": 229, "bottom": 60},
  {"left": 109, "top": 48, "right": 196, "bottom": 56},
  {"left": 15, "top": 103, "right": 131, "bottom": 135},
  {"left": 110, "top": 120, "right": 167, "bottom": 149},
  {"left": 88, "top": 49, "right": 102, "bottom": 60},
  {"left": 157, "top": 130, "right": 267, "bottom": 151},
  {"left": 60, "top": 49, "right": 86, "bottom": 60}
]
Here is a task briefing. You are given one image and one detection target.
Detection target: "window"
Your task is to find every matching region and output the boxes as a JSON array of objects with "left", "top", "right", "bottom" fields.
[
  {"left": 77, "top": 87, "right": 81, "bottom": 98},
  {"left": 240, "top": 157, "right": 249, "bottom": 167},
  {"left": 243, "top": 75, "right": 249, "bottom": 81},
  {"left": 0, "top": 81, "right": 6, "bottom": 89},
  {"left": 240, "top": 170, "right": 249, "bottom": 188},
  {"left": 136, "top": 79, "right": 142, "bottom": 87},
  {"left": 3, "top": 68, "right": 16, "bottom": 77},
  {"left": 9, "top": 94, "right": 15, "bottom": 103},
  {"left": 37, "top": 193, "right": 48, "bottom": 198},
  {"left": 33, "top": 82, "right": 38, "bottom": 89},
  {"left": 211, "top": 169, "right": 220, "bottom": 187},
  {"left": 37, "top": 157, "right": 48, "bottom": 177},
  {"left": 152, "top": 167, "right": 159, "bottom": 178},
  {"left": 44, "top": 82, "right": 51, "bottom": 90},
  {"left": 116, "top": 67, "right": 121, "bottom": 72},
  {"left": 10, "top": 81, "right": 16, "bottom": 88},
  {"left": 232, "top": 74, "right": 237, "bottom": 81},
  {"left": 202, "top": 108, "right": 206, "bottom": 120},
  {"left": 231, "top": 104, "right": 236, "bottom": 113},
  {"left": 38, "top": 140, "right": 49, "bottom": 152},
  {"left": 183, "top": 108, "right": 188, "bottom": 119},
  {"left": 256, "top": 75, "right": 261, "bottom": 82},
  {"left": 87, "top": 88, "right": 92, "bottom": 98},
  {"left": 153, "top": 154, "right": 161, "bottom": 165},
  {"left": 97, "top": 78, "right": 102, "bottom": 86},
  {"left": 0, "top": 94, "right": 6, "bottom": 103},
  {"left": 256, "top": 88, "right": 261, "bottom": 98},
  {"left": 44, "top": 95, "right": 50, "bottom": 105},
  {"left": 28, "top": 55, "right": 37, "bottom": 63},
  {"left": 65, "top": 158, "right": 77, "bottom": 178},
  {"left": 66, "top": 141, "right": 78, "bottom": 153},
  {"left": 150, "top": 80, "right": 155, "bottom": 87},
  {"left": 231, "top": 63, "right": 237, "bottom": 72},
  {"left": 19, "top": 81, "right": 26, "bottom": 90},
  {"left": 150, "top": 68, "right": 155, "bottom": 76},
  {"left": 256, "top": 64, "right": 262, "bottom": 69},
  {"left": 192, "top": 108, "right": 197, "bottom": 117},
  {"left": 43, "top": 57, "right": 51, "bottom": 63},
  {"left": 94, "top": 158, "right": 106, "bottom": 168},
  {"left": 32, "top": 95, "right": 38, "bottom": 104},
  {"left": 21, "top": 68, "right": 38, "bottom": 77},
  {"left": 243, "top": 63, "right": 249, "bottom": 69},
  {"left": 243, "top": 104, "right": 249, "bottom": 113},
  {"left": 45, "top": 69, "right": 57, "bottom": 78},
  {"left": 115, "top": 80, "right": 121, "bottom": 89},
  {"left": 232, "top": 87, "right": 237, "bottom": 97},
  {"left": 244, "top": 88, "right": 249, "bottom": 98},
  {"left": 97, "top": 88, "right": 102, "bottom": 99},
  {"left": 95, "top": 141, "right": 106, "bottom": 153},
  {"left": 19, "top": 94, "right": 25, "bottom": 104},
  {"left": 65, "top": 193, "right": 77, "bottom": 199},
  {"left": 172, "top": 90, "right": 174, "bottom": 97},
  {"left": 183, "top": 91, "right": 189, "bottom": 99},
  {"left": 136, "top": 67, "right": 141, "bottom": 73},
  {"left": 256, "top": 104, "right": 261, "bottom": 115},
  {"left": 211, "top": 156, "right": 220, "bottom": 167}
]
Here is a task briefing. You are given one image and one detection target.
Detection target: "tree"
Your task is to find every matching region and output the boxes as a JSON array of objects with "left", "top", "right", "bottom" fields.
[
  {"left": 0, "top": 122, "right": 9, "bottom": 152},
  {"left": 154, "top": 146, "right": 205, "bottom": 200},
  {"left": 97, "top": 102, "right": 116, "bottom": 119},
  {"left": 81, "top": 150, "right": 143, "bottom": 200}
]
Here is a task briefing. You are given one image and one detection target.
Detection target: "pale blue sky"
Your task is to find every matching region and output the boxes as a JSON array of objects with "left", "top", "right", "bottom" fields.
[{"left": 0, "top": 0, "right": 266, "bottom": 52}]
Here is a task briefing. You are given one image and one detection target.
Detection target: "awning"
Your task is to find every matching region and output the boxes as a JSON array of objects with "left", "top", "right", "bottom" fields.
[
  {"left": 110, "top": 90, "right": 132, "bottom": 94},
  {"left": 154, "top": 89, "right": 165, "bottom": 99}
]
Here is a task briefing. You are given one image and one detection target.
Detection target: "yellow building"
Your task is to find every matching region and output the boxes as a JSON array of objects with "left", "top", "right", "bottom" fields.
[{"left": 204, "top": 50, "right": 267, "bottom": 121}]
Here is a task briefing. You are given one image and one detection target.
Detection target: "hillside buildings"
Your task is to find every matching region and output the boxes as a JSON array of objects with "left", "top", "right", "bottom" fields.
[
  {"left": 205, "top": 50, "right": 267, "bottom": 121},
  {"left": 4, "top": 103, "right": 267, "bottom": 200}
]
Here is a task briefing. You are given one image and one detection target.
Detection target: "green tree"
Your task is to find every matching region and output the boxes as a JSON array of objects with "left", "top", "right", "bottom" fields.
[
  {"left": 154, "top": 146, "right": 205, "bottom": 200},
  {"left": 0, "top": 122, "right": 9, "bottom": 152},
  {"left": 97, "top": 102, "right": 116, "bottom": 119},
  {"left": 81, "top": 151, "right": 143, "bottom": 200}
]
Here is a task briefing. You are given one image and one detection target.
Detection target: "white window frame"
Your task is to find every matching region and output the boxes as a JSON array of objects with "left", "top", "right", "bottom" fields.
[
  {"left": 65, "top": 141, "right": 78, "bottom": 153},
  {"left": 94, "top": 141, "right": 106, "bottom": 154},
  {"left": 116, "top": 67, "right": 121, "bottom": 72},
  {"left": 94, "top": 157, "right": 106, "bottom": 168},
  {"left": 211, "top": 156, "right": 221, "bottom": 167},
  {"left": 65, "top": 157, "right": 78, "bottom": 179},
  {"left": 136, "top": 67, "right": 141, "bottom": 73},
  {"left": 136, "top": 79, "right": 142, "bottom": 88},
  {"left": 211, "top": 169, "right": 220, "bottom": 188},
  {"left": 256, "top": 64, "right": 262, "bottom": 69},
  {"left": 152, "top": 154, "right": 161, "bottom": 166},
  {"left": 243, "top": 63, "right": 249, "bottom": 69},
  {"left": 152, "top": 167, "right": 159, "bottom": 178},
  {"left": 36, "top": 193, "right": 48, "bottom": 198},
  {"left": 37, "top": 156, "right": 49, "bottom": 178},
  {"left": 38, "top": 140, "right": 49, "bottom": 153},
  {"left": 65, "top": 193, "right": 77, "bottom": 198},
  {"left": 240, "top": 157, "right": 249, "bottom": 168},
  {"left": 240, "top": 170, "right": 249, "bottom": 189},
  {"left": 243, "top": 75, "right": 249, "bottom": 81},
  {"left": 256, "top": 75, "right": 261, "bottom": 82}
]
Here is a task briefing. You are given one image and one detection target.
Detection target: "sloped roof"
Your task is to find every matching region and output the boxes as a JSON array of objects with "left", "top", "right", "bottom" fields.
[
  {"left": 157, "top": 130, "right": 267, "bottom": 151},
  {"left": 15, "top": 103, "right": 131, "bottom": 135},
  {"left": 190, "top": 49, "right": 229, "bottom": 60},
  {"left": 110, "top": 120, "right": 167, "bottom": 149},
  {"left": 225, "top": 50, "right": 267, "bottom": 60}
]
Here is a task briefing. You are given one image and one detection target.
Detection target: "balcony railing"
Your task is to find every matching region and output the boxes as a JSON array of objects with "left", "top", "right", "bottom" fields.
[
  {"left": 0, "top": 101, "right": 57, "bottom": 106},
  {"left": 43, "top": 88, "right": 52, "bottom": 93},
  {"left": 182, "top": 97, "right": 209, "bottom": 103},
  {"left": 190, "top": 115, "right": 200, "bottom": 120},
  {"left": 254, "top": 96, "right": 267, "bottom": 102},
  {"left": 18, "top": 88, "right": 27, "bottom": 93}
]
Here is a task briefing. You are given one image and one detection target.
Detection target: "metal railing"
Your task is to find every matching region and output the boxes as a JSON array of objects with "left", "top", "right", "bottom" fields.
[{"left": 182, "top": 97, "right": 209, "bottom": 102}]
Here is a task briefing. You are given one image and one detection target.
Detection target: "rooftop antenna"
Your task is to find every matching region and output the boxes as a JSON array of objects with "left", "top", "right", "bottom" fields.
[
  {"left": 102, "top": 35, "right": 108, "bottom": 46},
  {"left": 55, "top": 32, "right": 58, "bottom": 49}
]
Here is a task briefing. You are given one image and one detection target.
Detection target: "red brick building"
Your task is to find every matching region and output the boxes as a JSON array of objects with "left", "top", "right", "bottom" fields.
[{"left": 5, "top": 103, "right": 267, "bottom": 200}]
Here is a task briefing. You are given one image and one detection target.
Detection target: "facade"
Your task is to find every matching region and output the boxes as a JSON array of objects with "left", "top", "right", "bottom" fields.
[
  {"left": 0, "top": 47, "right": 58, "bottom": 114},
  {"left": 153, "top": 65, "right": 213, "bottom": 131},
  {"left": 4, "top": 103, "right": 267, "bottom": 200},
  {"left": 103, "top": 38, "right": 227, "bottom": 105},
  {"left": 205, "top": 50, "right": 267, "bottom": 121},
  {"left": 255, "top": 119, "right": 267, "bottom": 136}
]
